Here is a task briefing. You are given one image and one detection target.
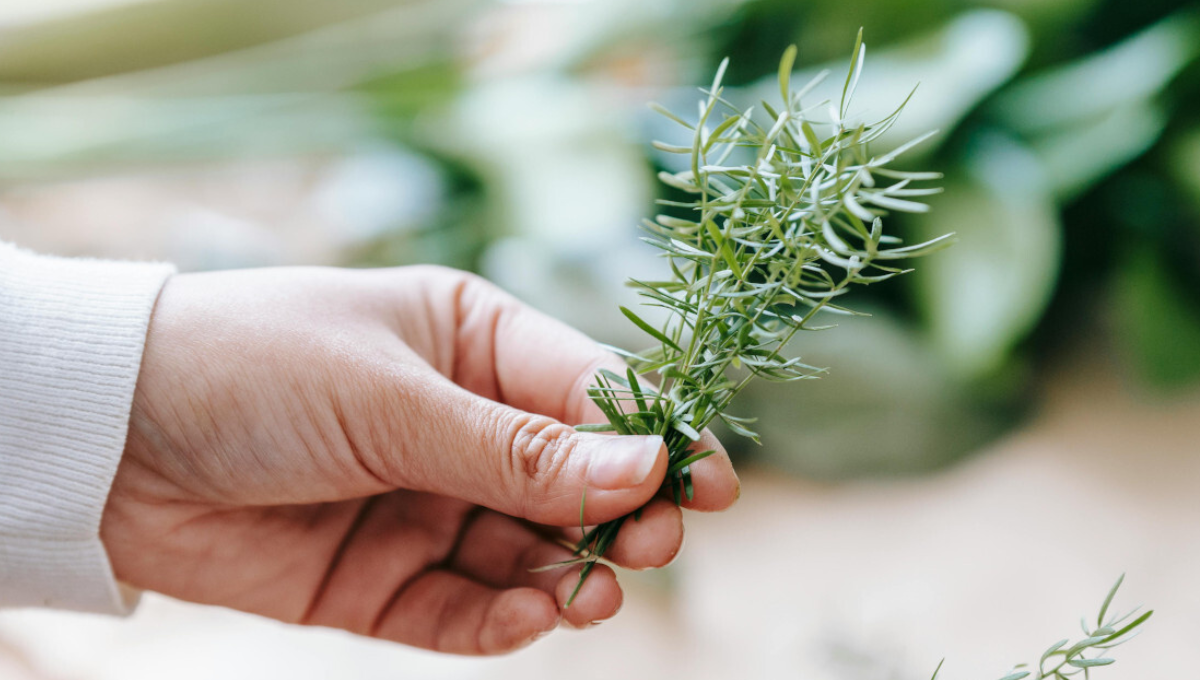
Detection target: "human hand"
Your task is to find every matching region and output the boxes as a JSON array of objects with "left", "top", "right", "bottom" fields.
[{"left": 100, "top": 265, "right": 738, "bottom": 654}]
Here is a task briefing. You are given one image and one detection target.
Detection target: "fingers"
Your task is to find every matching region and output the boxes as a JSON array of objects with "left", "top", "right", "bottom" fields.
[
  {"left": 372, "top": 570, "right": 559, "bottom": 655},
  {"left": 560, "top": 498, "right": 684, "bottom": 570},
  {"left": 555, "top": 564, "right": 621, "bottom": 629},
  {"left": 449, "top": 511, "right": 623, "bottom": 627},
  {"left": 390, "top": 374, "right": 669, "bottom": 526},
  {"left": 605, "top": 499, "right": 684, "bottom": 568},
  {"left": 676, "top": 430, "right": 740, "bottom": 512}
]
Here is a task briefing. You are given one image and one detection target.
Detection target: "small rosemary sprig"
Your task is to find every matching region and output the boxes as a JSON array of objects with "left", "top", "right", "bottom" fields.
[
  {"left": 932, "top": 574, "right": 1153, "bottom": 680},
  {"left": 564, "top": 33, "right": 953, "bottom": 603}
]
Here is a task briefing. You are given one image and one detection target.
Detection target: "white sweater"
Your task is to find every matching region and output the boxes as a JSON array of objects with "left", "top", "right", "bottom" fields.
[{"left": 0, "top": 241, "right": 174, "bottom": 614}]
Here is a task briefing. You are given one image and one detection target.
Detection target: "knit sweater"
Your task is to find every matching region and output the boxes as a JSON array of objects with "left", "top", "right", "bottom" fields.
[{"left": 0, "top": 241, "right": 174, "bottom": 614}]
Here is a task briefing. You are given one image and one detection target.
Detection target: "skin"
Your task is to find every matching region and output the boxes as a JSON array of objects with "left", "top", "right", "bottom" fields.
[{"left": 100, "top": 265, "right": 739, "bottom": 655}]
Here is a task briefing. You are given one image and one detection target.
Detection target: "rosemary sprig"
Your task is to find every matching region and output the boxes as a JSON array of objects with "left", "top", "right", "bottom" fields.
[
  {"left": 564, "top": 33, "right": 953, "bottom": 604},
  {"left": 933, "top": 574, "right": 1153, "bottom": 680}
]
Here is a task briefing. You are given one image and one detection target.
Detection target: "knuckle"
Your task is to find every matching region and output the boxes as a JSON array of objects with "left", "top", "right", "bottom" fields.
[
  {"left": 445, "top": 268, "right": 517, "bottom": 314},
  {"left": 396, "top": 265, "right": 498, "bottom": 311},
  {"left": 442, "top": 268, "right": 515, "bottom": 332},
  {"left": 503, "top": 411, "right": 577, "bottom": 492},
  {"left": 437, "top": 266, "right": 492, "bottom": 300}
]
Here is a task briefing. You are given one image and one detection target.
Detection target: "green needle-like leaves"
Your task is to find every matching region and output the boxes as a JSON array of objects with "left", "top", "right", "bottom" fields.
[
  {"left": 931, "top": 575, "right": 1152, "bottom": 680},
  {"left": 562, "top": 34, "right": 953, "bottom": 604}
]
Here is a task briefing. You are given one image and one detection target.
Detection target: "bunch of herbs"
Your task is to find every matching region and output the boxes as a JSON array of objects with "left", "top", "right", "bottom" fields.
[{"left": 557, "top": 33, "right": 953, "bottom": 602}]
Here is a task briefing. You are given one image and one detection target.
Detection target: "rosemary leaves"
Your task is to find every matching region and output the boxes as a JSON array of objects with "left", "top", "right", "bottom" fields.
[
  {"left": 933, "top": 574, "right": 1153, "bottom": 680},
  {"left": 566, "top": 33, "right": 952, "bottom": 603}
]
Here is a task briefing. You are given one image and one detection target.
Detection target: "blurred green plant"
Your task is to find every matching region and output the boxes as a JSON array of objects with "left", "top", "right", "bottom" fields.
[{"left": 553, "top": 34, "right": 950, "bottom": 601}]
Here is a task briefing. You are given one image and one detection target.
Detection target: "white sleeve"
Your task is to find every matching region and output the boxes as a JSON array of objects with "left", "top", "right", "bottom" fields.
[{"left": 0, "top": 241, "right": 174, "bottom": 614}]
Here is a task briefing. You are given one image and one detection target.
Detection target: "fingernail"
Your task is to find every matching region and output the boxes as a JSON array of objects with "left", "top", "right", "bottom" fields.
[
  {"left": 665, "top": 529, "right": 686, "bottom": 566},
  {"left": 586, "top": 435, "right": 663, "bottom": 490}
]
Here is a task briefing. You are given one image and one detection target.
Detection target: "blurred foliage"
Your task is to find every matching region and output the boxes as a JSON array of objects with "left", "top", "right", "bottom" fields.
[
  {"left": 0, "top": 0, "right": 440, "bottom": 90},
  {"left": 0, "top": 0, "right": 478, "bottom": 171},
  {"left": 0, "top": 0, "right": 491, "bottom": 269},
  {"left": 716, "top": 0, "right": 1200, "bottom": 475},
  {"left": 645, "top": 0, "right": 1200, "bottom": 474},
  {"left": 1114, "top": 246, "right": 1200, "bottom": 387},
  {"left": 4, "top": 0, "right": 1200, "bottom": 476}
]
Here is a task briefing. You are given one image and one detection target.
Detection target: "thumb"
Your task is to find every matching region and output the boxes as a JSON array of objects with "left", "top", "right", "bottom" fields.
[{"left": 399, "top": 377, "right": 668, "bottom": 526}]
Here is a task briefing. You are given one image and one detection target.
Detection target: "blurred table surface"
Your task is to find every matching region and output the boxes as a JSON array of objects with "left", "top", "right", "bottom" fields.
[{"left": 0, "top": 346, "right": 1195, "bottom": 680}]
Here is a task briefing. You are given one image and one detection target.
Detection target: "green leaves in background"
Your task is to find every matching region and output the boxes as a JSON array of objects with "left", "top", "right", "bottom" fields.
[
  {"left": 994, "top": 10, "right": 1199, "bottom": 202},
  {"left": 913, "top": 6, "right": 1200, "bottom": 387},
  {"left": 1114, "top": 247, "right": 1200, "bottom": 389},
  {"left": 993, "top": 10, "right": 1200, "bottom": 135},
  {"left": 739, "top": 10, "right": 1029, "bottom": 158},
  {"left": 915, "top": 135, "right": 1060, "bottom": 380}
]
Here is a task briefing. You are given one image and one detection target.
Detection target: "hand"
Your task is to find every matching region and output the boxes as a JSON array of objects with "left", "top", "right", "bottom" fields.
[{"left": 100, "top": 265, "right": 738, "bottom": 655}]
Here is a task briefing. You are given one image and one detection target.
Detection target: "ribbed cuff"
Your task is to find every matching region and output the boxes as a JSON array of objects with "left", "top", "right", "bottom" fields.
[{"left": 0, "top": 242, "right": 174, "bottom": 614}]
